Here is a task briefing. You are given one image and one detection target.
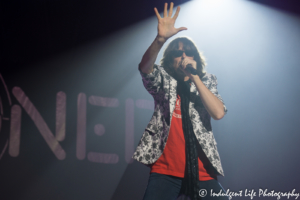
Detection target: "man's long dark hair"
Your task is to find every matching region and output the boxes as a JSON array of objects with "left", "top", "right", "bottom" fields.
[
  {"left": 160, "top": 36, "right": 207, "bottom": 79},
  {"left": 161, "top": 37, "right": 206, "bottom": 199}
]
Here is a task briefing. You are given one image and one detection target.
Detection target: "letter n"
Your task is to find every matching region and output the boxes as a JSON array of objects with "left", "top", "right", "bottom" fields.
[{"left": 9, "top": 87, "right": 66, "bottom": 160}]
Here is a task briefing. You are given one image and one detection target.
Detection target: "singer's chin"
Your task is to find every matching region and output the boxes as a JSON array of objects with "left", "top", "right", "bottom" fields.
[{"left": 175, "top": 70, "right": 186, "bottom": 81}]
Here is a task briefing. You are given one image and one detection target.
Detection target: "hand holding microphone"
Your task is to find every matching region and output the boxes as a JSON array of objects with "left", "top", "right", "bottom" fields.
[
  {"left": 180, "top": 58, "right": 197, "bottom": 75},
  {"left": 185, "top": 64, "right": 197, "bottom": 75}
]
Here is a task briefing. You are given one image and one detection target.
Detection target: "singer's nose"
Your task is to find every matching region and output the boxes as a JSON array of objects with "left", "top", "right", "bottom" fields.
[{"left": 181, "top": 52, "right": 186, "bottom": 60}]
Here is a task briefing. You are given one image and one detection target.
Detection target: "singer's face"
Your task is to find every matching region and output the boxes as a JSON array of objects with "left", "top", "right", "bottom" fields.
[{"left": 172, "top": 42, "right": 194, "bottom": 80}]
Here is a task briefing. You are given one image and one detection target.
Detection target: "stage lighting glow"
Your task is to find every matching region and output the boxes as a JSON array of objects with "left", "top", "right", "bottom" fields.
[{"left": 4, "top": 0, "right": 299, "bottom": 199}]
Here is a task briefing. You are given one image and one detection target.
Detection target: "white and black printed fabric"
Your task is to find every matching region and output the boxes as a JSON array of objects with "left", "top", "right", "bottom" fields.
[{"left": 132, "top": 64, "right": 227, "bottom": 176}]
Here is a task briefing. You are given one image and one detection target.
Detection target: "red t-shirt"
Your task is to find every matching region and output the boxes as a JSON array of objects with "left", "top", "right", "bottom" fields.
[{"left": 150, "top": 95, "right": 216, "bottom": 181}]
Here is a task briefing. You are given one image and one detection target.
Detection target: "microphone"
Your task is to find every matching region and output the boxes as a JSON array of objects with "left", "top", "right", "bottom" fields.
[{"left": 185, "top": 64, "right": 197, "bottom": 75}]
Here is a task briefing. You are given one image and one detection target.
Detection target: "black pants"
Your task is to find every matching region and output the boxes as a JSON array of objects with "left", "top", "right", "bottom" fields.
[{"left": 143, "top": 173, "right": 229, "bottom": 200}]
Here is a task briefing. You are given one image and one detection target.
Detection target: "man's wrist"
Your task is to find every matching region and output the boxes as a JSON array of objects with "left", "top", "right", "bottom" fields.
[
  {"left": 155, "top": 35, "right": 168, "bottom": 44},
  {"left": 190, "top": 74, "right": 201, "bottom": 83}
]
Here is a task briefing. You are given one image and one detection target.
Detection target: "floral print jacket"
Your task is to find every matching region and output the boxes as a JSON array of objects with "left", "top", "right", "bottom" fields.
[{"left": 132, "top": 65, "right": 227, "bottom": 176}]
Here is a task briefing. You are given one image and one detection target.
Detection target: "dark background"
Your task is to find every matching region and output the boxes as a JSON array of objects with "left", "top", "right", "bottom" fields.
[
  {"left": 1, "top": 0, "right": 300, "bottom": 68},
  {"left": 1, "top": 0, "right": 300, "bottom": 200}
]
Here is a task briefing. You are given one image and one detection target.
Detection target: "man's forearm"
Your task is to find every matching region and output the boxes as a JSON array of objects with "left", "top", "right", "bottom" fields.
[
  {"left": 192, "top": 76, "right": 225, "bottom": 120},
  {"left": 139, "top": 36, "right": 166, "bottom": 74}
]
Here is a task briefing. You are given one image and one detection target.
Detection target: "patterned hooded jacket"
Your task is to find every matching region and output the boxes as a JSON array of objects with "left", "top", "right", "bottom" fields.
[{"left": 132, "top": 65, "right": 227, "bottom": 176}]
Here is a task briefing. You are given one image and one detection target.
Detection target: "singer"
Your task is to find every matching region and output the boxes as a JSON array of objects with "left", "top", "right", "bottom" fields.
[{"left": 132, "top": 2, "right": 228, "bottom": 200}]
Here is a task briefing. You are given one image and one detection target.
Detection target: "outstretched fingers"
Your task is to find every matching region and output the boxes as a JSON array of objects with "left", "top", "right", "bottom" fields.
[
  {"left": 154, "top": 3, "right": 187, "bottom": 38},
  {"left": 163, "top": 3, "right": 168, "bottom": 18},
  {"left": 168, "top": 2, "right": 174, "bottom": 17},
  {"left": 176, "top": 27, "right": 188, "bottom": 34},
  {"left": 155, "top": 3, "right": 177, "bottom": 19},
  {"left": 154, "top": 7, "right": 161, "bottom": 19},
  {"left": 173, "top": 6, "right": 181, "bottom": 20}
]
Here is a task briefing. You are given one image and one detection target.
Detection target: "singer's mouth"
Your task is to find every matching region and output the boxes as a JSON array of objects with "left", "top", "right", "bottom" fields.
[
  {"left": 176, "top": 66, "right": 183, "bottom": 71},
  {"left": 176, "top": 68, "right": 185, "bottom": 75}
]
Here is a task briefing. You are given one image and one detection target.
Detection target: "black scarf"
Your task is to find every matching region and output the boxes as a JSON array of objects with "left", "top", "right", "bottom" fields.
[{"left": 177, "top": 80, "right": 201, "bottom": 200}]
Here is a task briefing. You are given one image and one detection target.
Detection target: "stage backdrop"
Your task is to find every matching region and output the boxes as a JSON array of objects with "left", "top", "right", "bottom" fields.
[{"left": 1, "top": 0, "right": 300, "bottom": 200}]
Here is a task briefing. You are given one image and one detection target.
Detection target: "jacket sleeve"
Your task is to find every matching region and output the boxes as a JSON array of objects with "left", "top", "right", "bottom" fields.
[
  {"left": 139, "top": 64, "right": 162, "bottom": 95},
  {"left": 208, "top": 74, "right": 228, "bottom": 114}
]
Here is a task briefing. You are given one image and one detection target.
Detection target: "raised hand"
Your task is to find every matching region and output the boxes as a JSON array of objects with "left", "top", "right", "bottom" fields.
[{"left": 154, "top": 2, "right": 187, "bottom": 43}]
